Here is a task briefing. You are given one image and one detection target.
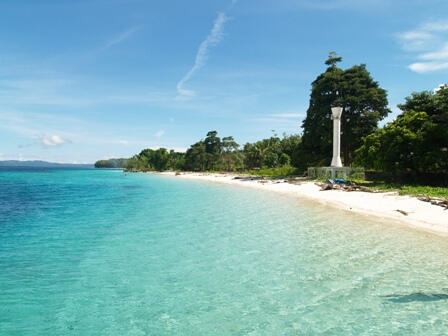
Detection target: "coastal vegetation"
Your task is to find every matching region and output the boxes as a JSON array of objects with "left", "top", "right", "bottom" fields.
[
  {"left": 94, "top": 158, "right": 128, "bottom": 168},
  {"left": 98, "top": 53, "right": 448, "bottom": 191},
  {"left": 126, "top": 149, "right": 184, "bottom": 171},
  {"left": 355, "top": 181, "right": 448, "bottom": 199},
  {"left": 125, "top": 131, "right": 302, "bottom": 175},
  {"left": 355, "top": 88, "right": 448, "bottom": 177}
]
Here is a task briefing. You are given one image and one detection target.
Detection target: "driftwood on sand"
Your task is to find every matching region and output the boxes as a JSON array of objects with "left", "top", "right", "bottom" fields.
[
  {"left": 418, "top": 196, "right": 448, "bottom": 210},
  {"left": 395, "top": 209, "right": 409, "bottom": 216},
  {"left": 316, "top": 182, "right": 379, "bottom": 193}
]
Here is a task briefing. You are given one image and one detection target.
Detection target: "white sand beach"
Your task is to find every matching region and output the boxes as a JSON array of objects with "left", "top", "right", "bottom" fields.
[{"left": 160, "top": 171, "right": 448, "bottom": 237}]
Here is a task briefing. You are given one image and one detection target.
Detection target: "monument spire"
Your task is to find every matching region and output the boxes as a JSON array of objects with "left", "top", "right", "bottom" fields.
[{"left": 330, "top": 106, "right": 343, "bottom": 167}]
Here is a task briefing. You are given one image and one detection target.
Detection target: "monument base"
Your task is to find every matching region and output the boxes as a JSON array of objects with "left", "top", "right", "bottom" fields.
[{"left": 307, "top": 167, "right": 365, "bottom": 180}]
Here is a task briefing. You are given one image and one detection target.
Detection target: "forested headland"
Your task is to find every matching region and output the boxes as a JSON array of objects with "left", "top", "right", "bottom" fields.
[{"left": 96, "top": 53, "right": 448, "bottom": 186}]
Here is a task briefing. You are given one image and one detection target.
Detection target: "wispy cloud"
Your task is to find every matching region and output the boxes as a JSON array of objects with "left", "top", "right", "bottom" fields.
[
  {"left": 419, "top": 43, "right": 448, "bottom": 60},
  {"left": 397, "top": 31, "right": 435, "bottom": 52},
  {"left": 154, "top": 130, "right": 165, "bottom": 138},
  {"left": 104, "top": 26, "right": 142, "bottom": 49},
  {"left": 176, "top": 12, "right": 229, "bottom": 99},
  {"left": 398, "top": 20, "right": 448, "bottom": 73}
]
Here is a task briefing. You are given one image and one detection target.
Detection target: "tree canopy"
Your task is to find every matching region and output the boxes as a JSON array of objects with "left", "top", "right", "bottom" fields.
[
  {"left": 94, "top": 158, "right": 128, "bottom": 168},
  {"left": 126, "top": 148, "right": 184, "bottom": 171},
  {"left": 299, "top": 53, "right": 390, "bottom": 168},
  {"left": 123, "top": 131, "right": 301, "bottom": 173},
  {"left": 355, "top": 87, "right": 448, "bottom": 175}
]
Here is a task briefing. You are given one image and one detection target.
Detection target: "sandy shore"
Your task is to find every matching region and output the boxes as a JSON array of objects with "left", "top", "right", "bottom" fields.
[{"left": 159, "top": 171, "right": 448, "bottom": 237}]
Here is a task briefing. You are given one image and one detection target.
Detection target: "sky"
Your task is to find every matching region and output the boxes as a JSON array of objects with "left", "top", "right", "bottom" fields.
[{"left": 1, "top": 0, "right": 448, "bottom": 163}]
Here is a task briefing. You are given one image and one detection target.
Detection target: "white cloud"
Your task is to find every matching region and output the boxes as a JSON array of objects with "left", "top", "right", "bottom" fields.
[
  {"left": 39, "top": 135, "right": 70, "bottom": 148},
  {"left": 176, "top": 12, "right": 228, "bottom": 98},
  {"left": 398, "top": 20, "right": 448, "bottom": 73},
  {"left": 154, "top": 130, "right": 165, "bottom": 138},
  {"left": 116, "top": 139, "right": 129, "bottom": 145},
  {"left": 409, "top": 61, "right": 448, "bottom": 73}
]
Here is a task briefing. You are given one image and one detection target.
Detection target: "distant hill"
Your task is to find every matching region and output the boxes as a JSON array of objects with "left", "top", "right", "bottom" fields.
[{"left": 0, "top": 160, "right": 94, "bottom": 168}]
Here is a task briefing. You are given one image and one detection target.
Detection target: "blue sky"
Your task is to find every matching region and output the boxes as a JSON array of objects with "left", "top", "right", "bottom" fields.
[{"left": 1, "top": 0, "right": 448, "bottom": 163}]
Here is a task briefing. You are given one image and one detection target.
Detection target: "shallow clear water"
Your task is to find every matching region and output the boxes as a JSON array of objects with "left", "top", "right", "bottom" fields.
[{"left": 1, "top": 168, "right": 448, "bottom": 335}]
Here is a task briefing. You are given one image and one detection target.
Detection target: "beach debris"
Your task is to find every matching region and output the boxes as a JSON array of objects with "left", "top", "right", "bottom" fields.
[
  {"left": 320, "top": 183, "right": 334, "bottom": 190},
  {"left": 316, "top": 180, "right": 378, "bottom": 193},
  {"left": 335, "top": 178, "right": 348, "bottom": 184},
  {"left": 418, "top": 196, "right": 448, "bottom": 210},
  {"left": 395, "top": 209, "right": 409, "bottom": 216}
]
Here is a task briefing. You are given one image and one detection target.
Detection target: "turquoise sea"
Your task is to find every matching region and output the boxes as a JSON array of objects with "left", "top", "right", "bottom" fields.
[{"left": 1, "top": 168, "right": 448, "bottom": 335}]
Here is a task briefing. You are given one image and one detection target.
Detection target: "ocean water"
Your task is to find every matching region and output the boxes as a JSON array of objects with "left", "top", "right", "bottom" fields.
[{"left": 1, "top": 169, "right": 448, "bottom": 335}]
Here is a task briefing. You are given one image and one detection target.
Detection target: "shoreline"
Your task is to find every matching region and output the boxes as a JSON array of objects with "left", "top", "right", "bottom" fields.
[{"left": 158, "top": 171, "right": 448, "bottom": 237}]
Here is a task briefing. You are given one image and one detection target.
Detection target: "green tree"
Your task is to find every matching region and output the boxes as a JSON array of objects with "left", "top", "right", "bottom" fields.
[
  {"left": 221, "top": 136, "right": 241, "bottom": 171},
  {"left": 325, "top": 51, "right": 342, "bottom": 67},
  {"left": 243, "top": 136, "right": 281, "bottom": 169},
  {"left": 151, "top": 148, "right": 170, "bottom": 171},
  {"left": 279, "top": 153, "right": 291, "bottom": 166},
  {"left": 280, "top": 134, "right": 301, "bottom": 166},
  {"left": 94, "top": 158, "right": 128, "bottom": 168},
  {"left": 355, "top": 87, "right": 448, "bottom": 175},
  {"left": 167, "top": 150, "right": 186, "bottom": 170},
  {"left": 299, "top": 52, "right": 390, "bottom": 168},
  {"left": 243, "top": 142, "right": 263, "bottom": 169},
  {"left": 124, "top": 148, "right": 177, "bottom": 171},
  {"left": 204, "top": 130, "right": 221, "bottom": 170},
  {"left": 263, "top": 152, "right": 278, "bottom": 168},
  {"left": 184, "top": 141, "right": 207, "bottom": 171}
]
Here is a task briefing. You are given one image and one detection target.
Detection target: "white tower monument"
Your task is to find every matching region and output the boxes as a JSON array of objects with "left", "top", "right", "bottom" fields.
[{"left": 330, "top": 106, "right": 343, "bottom": 167}]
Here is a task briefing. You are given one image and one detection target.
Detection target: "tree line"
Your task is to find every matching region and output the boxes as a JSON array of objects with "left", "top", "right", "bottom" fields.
[
  {"left": 94, "top": 158, "right": 128, "bottom": 168},
  {"left": 123, "top": 131, "right": 302, "bottom": 173},
  {"left": 96, "top": 53, "right": 448, "bottom": 180}
]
